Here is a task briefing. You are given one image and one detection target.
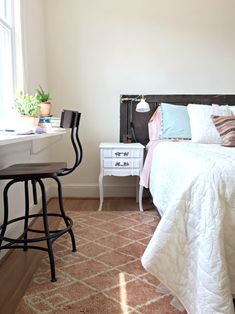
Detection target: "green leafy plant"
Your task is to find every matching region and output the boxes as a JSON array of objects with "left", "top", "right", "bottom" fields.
[
  {"left": 14, "top": 91, "right": 40, "bottom": 117},
  {"left": 36, "top": 85, "right": 51, "bottom": 102}
]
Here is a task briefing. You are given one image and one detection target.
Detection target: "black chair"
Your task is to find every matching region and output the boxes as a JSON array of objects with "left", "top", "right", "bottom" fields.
[{"left": 0, "top": 109, "right": 82, "bottom": 282}]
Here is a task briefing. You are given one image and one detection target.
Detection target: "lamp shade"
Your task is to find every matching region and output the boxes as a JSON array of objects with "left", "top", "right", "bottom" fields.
[{"left": 136, "top": 97, "right": 150, "bottom": 113}]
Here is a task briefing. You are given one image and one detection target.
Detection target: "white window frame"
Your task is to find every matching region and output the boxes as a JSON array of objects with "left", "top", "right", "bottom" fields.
[{"left": 0, "top": 0, "right": 23, "bottom": 128}]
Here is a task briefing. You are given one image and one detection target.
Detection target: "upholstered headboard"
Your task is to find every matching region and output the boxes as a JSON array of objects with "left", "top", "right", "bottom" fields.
[{"left": 120, "top": 94, "right": 235, "bottom": 145}]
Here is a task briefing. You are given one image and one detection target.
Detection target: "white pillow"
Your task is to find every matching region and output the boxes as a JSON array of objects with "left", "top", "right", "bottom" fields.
[
  {"left": 187, "top": 104, "right": 233, "bottom": 143},
  {"left": 229, "top": 106, "right": 235, "bottom": 115}
]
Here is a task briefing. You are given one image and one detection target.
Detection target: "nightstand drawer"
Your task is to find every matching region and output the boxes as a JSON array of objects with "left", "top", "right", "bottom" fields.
[
  {"left": 103, "top": 149, "right": 141, "bottom": 158},
  {"left": 103, "top": 158, "right": 140, "bottom": 169}
]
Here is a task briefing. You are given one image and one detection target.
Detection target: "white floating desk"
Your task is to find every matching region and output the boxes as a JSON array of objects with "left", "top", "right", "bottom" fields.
[{"left": 0, "top": 131, "right": 66, "bottom": 146}]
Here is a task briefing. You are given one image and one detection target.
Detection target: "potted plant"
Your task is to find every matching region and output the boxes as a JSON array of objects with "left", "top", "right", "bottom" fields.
[
  {"left": 36, "top": 85, "right": 52, "bottom": 117},
  {"left": 14, "top": 91, "right": 40, "bottom": 131}
]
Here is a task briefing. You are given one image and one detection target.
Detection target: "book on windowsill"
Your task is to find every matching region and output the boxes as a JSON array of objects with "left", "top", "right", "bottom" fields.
[
  {"left": 35, "top": 125, "right": 65, "bottom": 134},
  {"left": 47, "top": 127, "right": 66, "bottom": 133},
  {"left": 35, "top": 116, "right": 64, "bottom": 134},
  {"left": 50, "top": 116, "right": 61, "bottom": 128}
]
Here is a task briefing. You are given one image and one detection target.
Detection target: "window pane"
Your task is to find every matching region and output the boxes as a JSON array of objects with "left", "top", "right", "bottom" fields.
[
  {"left": 0, "top": 23, "right": 14, "bottom": 118},
  {"left": 0, "top": 0, "right": 6, "bottom": 21},
  {"left": 0, "top": 0, "right": 12, "bottom": 25}
]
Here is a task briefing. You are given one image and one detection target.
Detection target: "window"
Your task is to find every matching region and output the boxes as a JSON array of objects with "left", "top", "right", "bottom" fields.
[{"left": 0, "top": 0, "right": 23, "bottom": 126}]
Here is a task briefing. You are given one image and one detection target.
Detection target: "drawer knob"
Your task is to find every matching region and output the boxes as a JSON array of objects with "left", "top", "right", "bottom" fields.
[
  {"left": 115, "top": 161, "right": 129, "bottom": 167},
  {"left": 115, "top": 152, "right": 129, "bottom": 157}
]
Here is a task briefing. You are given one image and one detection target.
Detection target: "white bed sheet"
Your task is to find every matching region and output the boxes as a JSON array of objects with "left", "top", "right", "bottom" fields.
[{"left": 141, "top": 142, "right": 235, "bottom": 314}]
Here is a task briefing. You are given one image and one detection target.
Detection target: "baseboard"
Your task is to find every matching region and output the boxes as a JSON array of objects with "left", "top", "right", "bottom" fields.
[{"left": 49, "top": 183, "right": 137, "bottom": 198}]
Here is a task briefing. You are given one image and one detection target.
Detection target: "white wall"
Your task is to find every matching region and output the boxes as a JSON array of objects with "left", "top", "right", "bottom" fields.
[
  {"left": 44, "top": 0, "right": 235, "bottom": 197},
  {"left": 0, "top": 0, "right": 50, "bottom": 257},
  {"left": 21, "top": 0, "right": 48, "bottom": 94}
]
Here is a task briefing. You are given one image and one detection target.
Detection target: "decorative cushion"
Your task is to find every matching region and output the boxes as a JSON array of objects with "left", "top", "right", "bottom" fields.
[
  {"left": 160, "top": 103, "right": 191, "bottom": 139},
  {"left": 187, "top": 104, "right": 232, "bottom": 143},
  {"left": 211, "top": 115, "right": 235, "bottom": 147}
]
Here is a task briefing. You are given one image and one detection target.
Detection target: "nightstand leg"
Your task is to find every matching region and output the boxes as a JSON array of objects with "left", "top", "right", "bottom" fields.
[
  {"left": 139, "top": 185, "right": 144, "bottom": 212},
  {"left": 98, "top": 172, "right": 104, "bottom": 211},
  {"left": 136, "top": 177, "right": 139, "bottom": 203}
]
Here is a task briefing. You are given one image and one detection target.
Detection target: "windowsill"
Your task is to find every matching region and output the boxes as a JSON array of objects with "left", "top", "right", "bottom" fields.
[{"left": 0, "top": 131, "right": 66, "bottom": 146}]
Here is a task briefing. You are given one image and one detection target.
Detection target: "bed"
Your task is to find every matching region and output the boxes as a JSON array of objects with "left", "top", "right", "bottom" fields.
[
  {"left": 143, "top": 141, "right": 235, "bottom": 313},
  {"left": 120, "top": 95, "right": 235, "bottom": 313}
]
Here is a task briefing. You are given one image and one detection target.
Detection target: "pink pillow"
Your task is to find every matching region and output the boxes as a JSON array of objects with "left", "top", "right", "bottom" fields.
[{"left": 148, "top": 107, "right": 161, "bottom": 140}]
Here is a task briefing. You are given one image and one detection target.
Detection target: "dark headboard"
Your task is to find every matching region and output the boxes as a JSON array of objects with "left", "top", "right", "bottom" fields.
[{"left": 120, "top": 94, "right": 235, "bottom": 145}]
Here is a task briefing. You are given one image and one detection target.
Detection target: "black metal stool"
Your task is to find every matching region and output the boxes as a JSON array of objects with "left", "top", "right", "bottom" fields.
[{"left": 0, "top": 110, "right": 82, "bottom": 282}]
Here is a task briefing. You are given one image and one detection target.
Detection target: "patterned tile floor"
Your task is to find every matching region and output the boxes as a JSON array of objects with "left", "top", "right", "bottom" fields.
[{"left": 16, "top": 211, "right": 186, "bottom": 314}]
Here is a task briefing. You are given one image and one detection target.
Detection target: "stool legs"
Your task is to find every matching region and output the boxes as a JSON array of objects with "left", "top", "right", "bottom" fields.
[
  {"left": 31, "top": 179, "right": 38, "bottom": 205},
  {"left": 37, "top": 179, "right": 56, "bottom": 282},
  {"left": 53, "top": 177, "right": 76, "bottom": 252},
  {"left": 0, "top": 180, "right": 16, "bottom": 249},
  {"left": 23, "top": 180, "right": 29, "bottom": 251},
  {"left": 0, "top": 177, "right": 73, "bottom": 282}
]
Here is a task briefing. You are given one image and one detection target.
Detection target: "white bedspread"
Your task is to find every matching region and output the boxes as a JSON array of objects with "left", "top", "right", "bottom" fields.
[{"left": 141, "top": 142, "right": 235, "bottom": 314}]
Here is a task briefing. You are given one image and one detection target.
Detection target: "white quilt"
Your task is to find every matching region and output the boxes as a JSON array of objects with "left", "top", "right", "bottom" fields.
[{"left": 141, "top": 142, "right": 235, "bottom": 314}]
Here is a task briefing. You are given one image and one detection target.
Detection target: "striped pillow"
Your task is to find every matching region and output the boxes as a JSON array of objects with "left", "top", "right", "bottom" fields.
[{"left": 211, "top": 115, "right": 235, "bottom": 147}]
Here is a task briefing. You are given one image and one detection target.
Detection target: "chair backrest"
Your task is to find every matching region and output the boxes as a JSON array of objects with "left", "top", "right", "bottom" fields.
[{"left": 59, "top": 109, "right": 83, "bottom": 176}]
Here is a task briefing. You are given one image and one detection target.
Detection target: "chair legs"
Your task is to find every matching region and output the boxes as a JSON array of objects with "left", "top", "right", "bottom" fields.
[
  {"left": 53, "top": 176, "right": 77, "bottom": 252},
  {"left": 37, "top": 179, "right": 57, "bottom": 282},
  {"left": 0, "top": 180, "right": 17, "bottom": 250},
  {"left": 0, "top": 176, "right": 75, "bottom": 282},
  {"left": 31, "top": 179, "right": 38, "bottom": 205},
  {"left": 23, "top": 180, "right": 29, "bottom": 251}
]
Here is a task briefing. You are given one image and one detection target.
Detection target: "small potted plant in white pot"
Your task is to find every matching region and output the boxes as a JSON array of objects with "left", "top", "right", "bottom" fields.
[
  {"left": 14, "top": 91, "right": 40, "bottom": 131},
  {"left": 36, "top": 85, "right": 52, "bottom": 117}
]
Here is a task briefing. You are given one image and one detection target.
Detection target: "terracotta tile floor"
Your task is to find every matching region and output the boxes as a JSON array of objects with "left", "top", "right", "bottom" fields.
[{"left": 16, "top": 210, "right": 186, "bottom": 314}]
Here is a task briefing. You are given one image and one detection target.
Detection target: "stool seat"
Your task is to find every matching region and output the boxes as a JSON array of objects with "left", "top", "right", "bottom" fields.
[{"left": 0, "top": 162, "right": 67, "bottom": 179}]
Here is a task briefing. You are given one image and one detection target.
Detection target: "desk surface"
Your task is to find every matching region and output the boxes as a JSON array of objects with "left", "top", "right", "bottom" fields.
[{"left": 0, "top": 131, "right": 66, "bottom": 146}]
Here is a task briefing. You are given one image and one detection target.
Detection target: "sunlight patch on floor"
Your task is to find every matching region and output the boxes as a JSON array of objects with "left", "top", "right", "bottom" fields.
[{"left": 119, "top": 272, "right": 128, "bottom": 314}]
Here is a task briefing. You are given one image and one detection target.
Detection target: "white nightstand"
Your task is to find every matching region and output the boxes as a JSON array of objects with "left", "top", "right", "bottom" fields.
[{"left": 98, "top": 142, "right": 145, "bottom": 211}]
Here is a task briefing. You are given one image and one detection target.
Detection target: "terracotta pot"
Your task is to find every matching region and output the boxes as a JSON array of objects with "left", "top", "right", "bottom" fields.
[
  {"left": 40, "top": 101, "right": 52, "bottom": 117},
  {"left": 17, "top": 116, "right": 39, "bottom": 132}
]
